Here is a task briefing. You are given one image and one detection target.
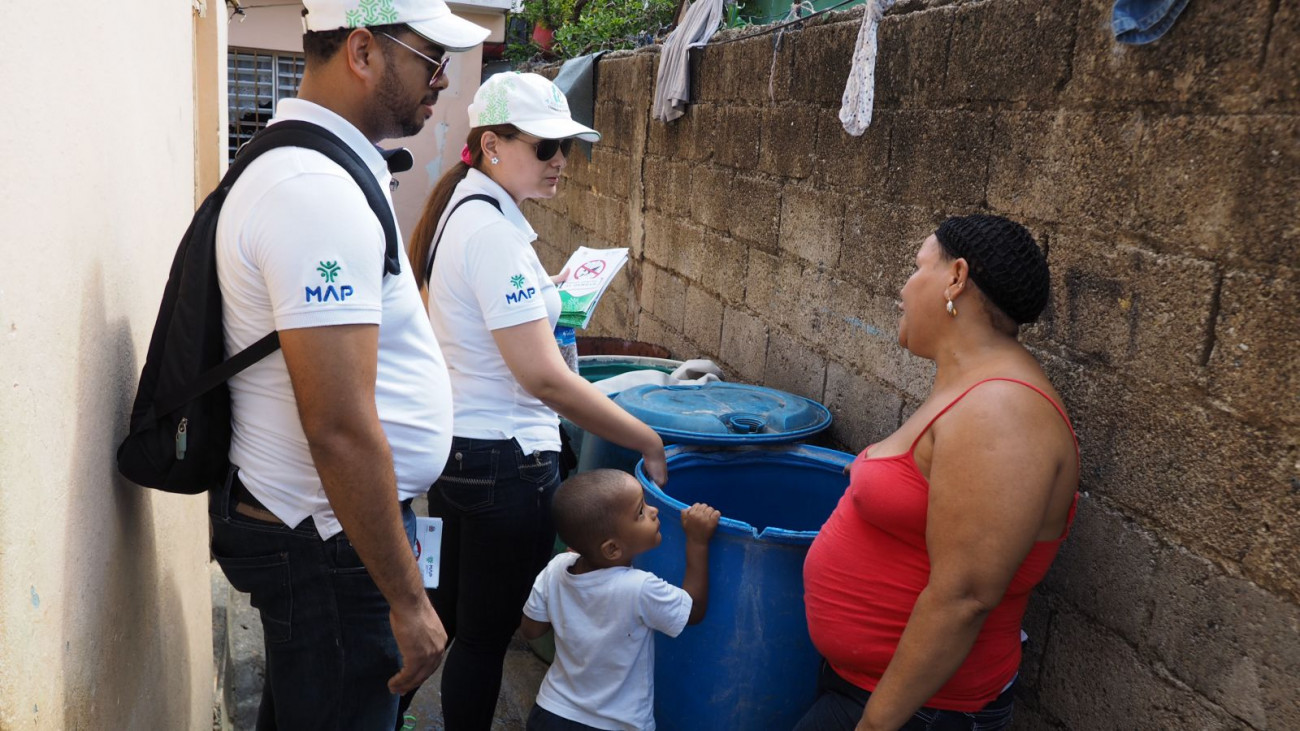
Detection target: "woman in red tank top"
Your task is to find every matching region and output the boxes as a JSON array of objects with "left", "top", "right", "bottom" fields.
[{"left": 796, "top": 215, "right": 1080, "bottom": 731}]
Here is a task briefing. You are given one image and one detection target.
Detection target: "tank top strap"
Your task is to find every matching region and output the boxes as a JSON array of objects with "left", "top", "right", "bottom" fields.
[{"left": 907, "top": 378, "right": 1080, "bottom": 466}]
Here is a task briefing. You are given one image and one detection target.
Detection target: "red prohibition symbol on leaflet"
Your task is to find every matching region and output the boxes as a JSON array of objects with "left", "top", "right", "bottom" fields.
[{"left": 574, "top": 260, "right": 606, "bottom": 280}]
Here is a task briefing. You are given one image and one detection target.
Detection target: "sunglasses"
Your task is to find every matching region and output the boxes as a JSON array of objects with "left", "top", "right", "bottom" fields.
[
  {"left": 514, "top": 136, "right": 575, "bottom": 161},
  {"left": 379, "top": 32, "right": 450, "bottom": 87}
]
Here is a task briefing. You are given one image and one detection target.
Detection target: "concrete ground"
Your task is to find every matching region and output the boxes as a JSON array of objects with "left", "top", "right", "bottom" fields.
[{"left": 211, "top": 494, "right": 549, "bottom": 730}]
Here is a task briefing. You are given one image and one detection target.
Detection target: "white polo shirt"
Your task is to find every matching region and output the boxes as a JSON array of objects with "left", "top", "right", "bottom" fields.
[
  {"left": 216, "top": 98, "right": 454, "bottom": 540},
  {"left": 424, "top": 168, "right": 561, "bottom": 454}
]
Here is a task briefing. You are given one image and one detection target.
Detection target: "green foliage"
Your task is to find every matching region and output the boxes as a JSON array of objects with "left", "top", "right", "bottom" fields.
[{"left": 513, "top": 0, "right": 679, "bottom": 60}]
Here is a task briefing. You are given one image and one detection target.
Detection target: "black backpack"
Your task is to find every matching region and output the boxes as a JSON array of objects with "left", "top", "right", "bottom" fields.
[{"left": 117, "top": 120, "right": 404, "bottom": 495}]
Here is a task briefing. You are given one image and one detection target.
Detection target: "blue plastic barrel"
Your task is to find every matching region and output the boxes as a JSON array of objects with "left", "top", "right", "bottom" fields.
[
  {"left": 633, "top": 444, "right": 852, "bottom": 731},
  {"left": 579, "top": 382, "right": 833, "bottom": 473}
]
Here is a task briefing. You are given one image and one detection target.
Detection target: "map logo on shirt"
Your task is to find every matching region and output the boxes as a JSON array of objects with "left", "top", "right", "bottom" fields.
[
  {"left": 306, "top": 260, "right": 354, "bottom": 303},
  {"left": 505, "top": 273, "right": 536, "bottom": 305}
]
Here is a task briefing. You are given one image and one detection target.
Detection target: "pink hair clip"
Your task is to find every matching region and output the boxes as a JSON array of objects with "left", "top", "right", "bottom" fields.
[{"left": 460, "top": 144, "right": 474, "bottom": 166}]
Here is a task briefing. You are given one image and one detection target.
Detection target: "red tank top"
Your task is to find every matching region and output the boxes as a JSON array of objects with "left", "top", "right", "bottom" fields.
[{"left": 803, "top": 378, "right": 1078, "bottom": 712}]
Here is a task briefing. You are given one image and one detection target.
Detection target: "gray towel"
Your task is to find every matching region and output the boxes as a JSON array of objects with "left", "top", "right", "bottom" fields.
[{"left": 652, "top": 0, "right": 725, "bottom": 122}]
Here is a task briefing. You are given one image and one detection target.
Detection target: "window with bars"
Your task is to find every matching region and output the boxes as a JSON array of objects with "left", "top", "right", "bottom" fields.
[{"left": 228, "top": 49, "right": 306, "bottom": 162}]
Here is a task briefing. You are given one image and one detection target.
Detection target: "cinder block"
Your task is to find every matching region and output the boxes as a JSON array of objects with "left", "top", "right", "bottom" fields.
[
  {"left": 812, "top": 109, "right": 891, "bottom": 198},
  {"left": 763, "top": 329, "right": 828, "bottom": 401},
  {"left": 597, "top": 55, "right": 651, "bottom": 109},
  {"left": 759, "top": 106, "right": 820, "bottom": 179},
  {"left": 697, "top": 32, "right": 794, "bottom": 104},
  {"left": 1059, "top": 370, "right": 1294, "bottom": 587},
  {"left": 683, "top": 285, "right": 724, "bottom": 356},
  {"left": 1146, "top": 544, "right": 1300, "bottom": 729},
  {"left": 636, "top": 313, "right": 691, "bottom": 360},
  {"left": 593, "top": 101, "right": 634, "bottom": 154},
  {"left": 1018, "top": 593, "right": 1053, "bottom": 693},
  {"left": 1262, "top": 0, "right": 1300, "bottom": 103},
  {"left": 720, "top": 306, "right": 769, "bottom": 383},
  {"left": 642, "top": 211, "right": 690, "bottom": 273},
  {"left": 687, "top": 229, "right": 749, "bottom": 305},
  {"left": 988, "top": 111, "right": 1141, "bottom": 230},
  {"left": 588, "top": 147, "right": 632, "bottom": 201},
  {"left": 817, "top": 282, "right": 934, "bottom": 401},
  {"left": 1039, "top": 496, "right": 1158, "bottom": 645},
  {"left": 875, "top": 6, "right": 955, "bottom": 107},
  {"left": 1135, "top": 115, "right": 1300, "bottom": 267},
  {"left": 1039, "top": 609, "right": 1242, "bottom": 730},
  {"left": 1048, "top": 234, "right": 1218, "bottom": 387},
  {"left": 1006, "top": 702, "right": 1066, "bottom": 731},
  {"left": 728, "top": 174, "right": 782, "bottom": 251},
  {"left": 647, "top": 102, "right": 717, "bottom": 162},
  {"left": 650, "top": 267, "right": 686, "bottom": 332},
  {"left": 840, "top": 203, "right": 937, "bottom": 298},
  {"left": 689, "top": 164, "right": 734, "bottom": 233},
  {"left": 1065, "top": 0, "right": 1271, "bottom": 111},
  {"left": 643, "top": 155, "right": 691, "bottom": 218},
  {"left": 744, "top": 248, "right": 804, "bottom": 333},
  {"left": 943, "top": 0, "right": 1078, "bottom": 104},
  {"left": 714, "top": 105, "right": 762, "bottom": 170},
  {"left": 821, "top": 361, "right": 903, "bottom": 451},
  {"left": 885, "top": 111, "right": 994, "bottom": 208},
  {"left": 779, "top": 184, "right": 845, "bottom": 267},
  {"left": 790, "top": 19, "right": 858, "bottom": 105}
]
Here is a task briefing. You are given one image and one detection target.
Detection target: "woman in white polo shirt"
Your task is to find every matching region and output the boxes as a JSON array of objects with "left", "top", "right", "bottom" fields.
[{"left": 405, "top": 72, "right": 668, "bottom": 730}]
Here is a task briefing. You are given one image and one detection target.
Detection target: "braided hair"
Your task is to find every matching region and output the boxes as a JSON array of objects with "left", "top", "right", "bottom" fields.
[{"left": 934, "top": 215, "right": 1050, "bottom": 326}]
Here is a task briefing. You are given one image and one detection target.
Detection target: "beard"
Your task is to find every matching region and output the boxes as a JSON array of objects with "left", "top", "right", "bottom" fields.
[{"left": 369, "top": 63, "right": 436, "bottom": 140}]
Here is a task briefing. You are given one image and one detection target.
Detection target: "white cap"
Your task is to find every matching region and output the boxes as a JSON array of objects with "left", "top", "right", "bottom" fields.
[
  {"left": 467, "top": 72, "right": 601, "bottom": 142},
  {"left": 303, "top": 0, "right": 490, "bottom": 53}
]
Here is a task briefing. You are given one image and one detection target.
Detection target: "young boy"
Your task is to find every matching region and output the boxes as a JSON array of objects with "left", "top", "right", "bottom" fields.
[{"left": 520, "top": 469, "right": 721, "bottom": 731}]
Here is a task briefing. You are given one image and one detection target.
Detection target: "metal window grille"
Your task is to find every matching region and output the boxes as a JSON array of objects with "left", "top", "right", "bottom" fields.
[{"left": 227, "top": 49, "right": 305, "bottom": 162}]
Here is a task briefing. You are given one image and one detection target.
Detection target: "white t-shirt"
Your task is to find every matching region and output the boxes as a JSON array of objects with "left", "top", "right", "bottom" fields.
[
  {"left": 216, "top": 98, "right": 454, "bottom": 540},
  {"left": 424, "top": 168, "right": 561, "bottom": 454},
  {"left": 524, "top": 552, "right": 693, "bottom": 731}
]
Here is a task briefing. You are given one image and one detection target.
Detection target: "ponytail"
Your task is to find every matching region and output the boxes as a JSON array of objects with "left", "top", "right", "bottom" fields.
[{"left": 409, "top": 124, "right": 518, "bottom": 290}]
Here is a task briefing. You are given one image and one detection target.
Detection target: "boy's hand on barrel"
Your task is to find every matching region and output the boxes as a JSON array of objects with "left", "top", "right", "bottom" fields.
[{"left": 681, "top": 503, "right": 720, "bottom": 545}]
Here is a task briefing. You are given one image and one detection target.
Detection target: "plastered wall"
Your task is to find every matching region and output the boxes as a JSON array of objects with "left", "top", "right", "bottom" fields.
[
  {"left": 0, "top": 2, "right": 220, "bottom": 727},
  {"left": 525, "top": 0, "right": 1299, "bottom": 727}
]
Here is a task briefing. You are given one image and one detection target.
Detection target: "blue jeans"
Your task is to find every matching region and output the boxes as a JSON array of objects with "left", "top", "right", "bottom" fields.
[
  {"left": 793, "top": 661, "right": 1016, "bottom": 731},
  {"left": 210, "top": 468, "right": 417, "bottom": 731},
  {"left": 423, "top": 436, "right": 560, "bottom": 730}
]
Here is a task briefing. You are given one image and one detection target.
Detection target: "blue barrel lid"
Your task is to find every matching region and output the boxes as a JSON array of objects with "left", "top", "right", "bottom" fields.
[{"left": 613, "top": 382, "right": 832, "bottom": 445}]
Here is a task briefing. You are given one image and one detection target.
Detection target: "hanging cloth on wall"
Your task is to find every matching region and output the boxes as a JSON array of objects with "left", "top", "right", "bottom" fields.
[
  {"left": 1112, "top": 0, "right": 1191, "bottom": 45},
  {"left": 652, "top": 0, "right": 725, "bottom": 122},
  {"left": 838, "top": 0, "right": 896, "bottom": 137},
  {"left": 552, "top": 51, "right": 607, "bottom": 160}
]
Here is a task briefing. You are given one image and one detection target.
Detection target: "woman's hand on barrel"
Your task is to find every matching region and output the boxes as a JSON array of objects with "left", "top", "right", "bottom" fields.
[{"left": 641, "top": 441, "right": 669, "bottom": 487}]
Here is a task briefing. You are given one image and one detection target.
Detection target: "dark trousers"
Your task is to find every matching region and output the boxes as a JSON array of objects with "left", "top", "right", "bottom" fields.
[
  {"left": 404, "top": 436, "right": 560, "bottom": 730},
  {"left": 526, "top": 704, "right": 605, "bottom": 730},
  {"left": 210, "top": 469, "right": 417, "bottom": 731},
  {"left": 793, "top": 661, "right": 1017, "bottom": 731}
]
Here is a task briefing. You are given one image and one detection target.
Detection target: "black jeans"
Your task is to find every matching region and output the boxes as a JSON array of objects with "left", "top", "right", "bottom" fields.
[
  {"left": 210, "top": 469, "right": 417, "bottom": 730},
  {"left": 526, "top": 704, "right": 604, "bottom": 730},
  {"left": 420, "top": 436, "right": 560, "bottom": 730},
  {"left": 793, "top": 661, "right": 1016, "bottom": 731}
]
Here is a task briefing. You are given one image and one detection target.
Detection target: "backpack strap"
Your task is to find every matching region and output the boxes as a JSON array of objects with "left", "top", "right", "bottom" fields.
[
  {"left": 423, "top": 193, "right": 503, "bottom": 284},
  {"left": 148, "top": 121, "right": 403, "bottom": 420}
]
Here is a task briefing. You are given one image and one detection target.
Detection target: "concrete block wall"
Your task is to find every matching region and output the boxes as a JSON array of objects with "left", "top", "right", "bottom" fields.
[{"left": 524, "top": 0, "right": 1299, "bottom": 727}]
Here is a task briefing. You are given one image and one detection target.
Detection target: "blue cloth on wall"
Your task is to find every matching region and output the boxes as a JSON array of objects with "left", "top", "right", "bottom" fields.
[{"left": 1112, "top": 0, "right": 1191, "bottom": 45}]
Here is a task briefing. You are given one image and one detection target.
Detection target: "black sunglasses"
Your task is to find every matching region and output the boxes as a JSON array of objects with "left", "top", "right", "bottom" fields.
[{"left": 522, "top": 137, "right": 575, "bottom": 161}]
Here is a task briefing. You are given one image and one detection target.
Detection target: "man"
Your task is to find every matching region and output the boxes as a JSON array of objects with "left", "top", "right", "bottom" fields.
[{"left": 209, "top": 1, "right": 487, "bottom": 727}]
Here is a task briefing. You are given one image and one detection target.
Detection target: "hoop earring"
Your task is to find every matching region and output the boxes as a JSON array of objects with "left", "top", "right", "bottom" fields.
[
  {"left": 946, "top": 299, "right": 957, "bottom": 318},
  {"left": 490, "top": 157, "right": 499, "bottom": 165}
]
